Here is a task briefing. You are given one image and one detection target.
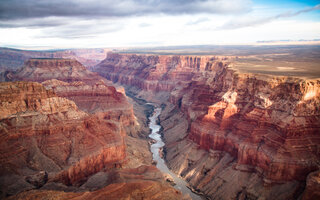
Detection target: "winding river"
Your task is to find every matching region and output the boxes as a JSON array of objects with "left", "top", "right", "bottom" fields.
[{"left": 148, "top": 106, "right": 203, "bottom": 200}]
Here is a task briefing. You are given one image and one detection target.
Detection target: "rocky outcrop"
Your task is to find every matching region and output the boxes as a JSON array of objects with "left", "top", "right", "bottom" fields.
[{"left": 94, "top": 52, "right": 320, "bottom": 199}]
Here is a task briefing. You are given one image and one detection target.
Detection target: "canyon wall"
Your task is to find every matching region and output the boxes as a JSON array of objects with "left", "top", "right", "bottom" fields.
[
  {"left": 93, "top": 52, "right": 320, "bottom": 199},
  {"left": 0, "top": 58, "right": 185, "bottom": 199}
]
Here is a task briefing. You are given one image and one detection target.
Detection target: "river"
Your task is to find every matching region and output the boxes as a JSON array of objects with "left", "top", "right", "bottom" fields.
[{"left": 148, "top": 106, "right": 203, "bottom": 200}]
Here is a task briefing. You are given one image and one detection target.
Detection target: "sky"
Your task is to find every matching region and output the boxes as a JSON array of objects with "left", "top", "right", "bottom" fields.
[{"left": 0, "top": 0, "right": 319, "bottom": 49}]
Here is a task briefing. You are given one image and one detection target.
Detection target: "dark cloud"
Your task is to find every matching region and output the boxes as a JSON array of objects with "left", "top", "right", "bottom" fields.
[
  {"left": 0, "top": 0, "right": 251, "bottom": 21},
  {"left": 218, "top": 4, "right": 320, "bottom": 30},
  {"left": 39, "top": 21, "right": 124, "bottom": 39}
]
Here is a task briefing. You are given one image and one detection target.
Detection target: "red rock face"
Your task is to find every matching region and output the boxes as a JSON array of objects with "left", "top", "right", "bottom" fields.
[
  {"left": 7, "top": 58, "right": 137, "bottom": 128},
  {"left": 94, "top": 52, "right": 320, "bottom": 199},
  {"left": 0, "top": 82, "right": 127, "bottom": 196}
]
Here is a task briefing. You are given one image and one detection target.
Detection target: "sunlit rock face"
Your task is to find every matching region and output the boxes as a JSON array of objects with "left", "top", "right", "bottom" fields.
[{"left": 94, "top": 52, "right": 320, "bottom": 199}]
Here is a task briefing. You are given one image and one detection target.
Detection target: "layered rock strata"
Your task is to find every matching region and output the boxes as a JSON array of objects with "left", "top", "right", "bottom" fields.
[
  {"left": 93, "top": 52, "right": 320, "bottom": 199},
  {"left": 0, "top": 81, "right": 126, "bottom": 197},
  {"left": 5, "top": 58, "right": 137, "bottom": 132}
]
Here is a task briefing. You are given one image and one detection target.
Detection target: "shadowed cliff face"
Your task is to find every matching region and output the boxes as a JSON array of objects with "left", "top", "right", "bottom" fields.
[{"left": 93, "top": 52, "right": 320, "bottom": 199}]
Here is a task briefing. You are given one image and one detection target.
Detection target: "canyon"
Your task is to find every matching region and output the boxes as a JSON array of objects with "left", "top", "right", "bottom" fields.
[
  {"left": 0, "top": 58, "right": 186, "bottom": 199},
  {"left": 93, "top": 52, "right": 320, "bottom": 199},
  {"left": 0, "top": 48, "right": 319, "bottom": 200}
]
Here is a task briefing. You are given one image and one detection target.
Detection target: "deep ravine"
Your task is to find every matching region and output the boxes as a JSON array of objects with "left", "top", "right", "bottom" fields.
[{"left": 148, "top": 105, "right": 203, "bottom": 200}]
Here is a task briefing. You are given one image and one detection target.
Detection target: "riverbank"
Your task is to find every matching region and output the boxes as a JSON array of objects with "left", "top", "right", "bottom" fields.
[{"left": 148, "top": 106, "right": 204, "bottom": 200}]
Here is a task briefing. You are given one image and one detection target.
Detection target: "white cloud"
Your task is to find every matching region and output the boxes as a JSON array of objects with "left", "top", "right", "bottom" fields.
[{"left": 218, "top": 4, "right": 320, "bottom": 30}]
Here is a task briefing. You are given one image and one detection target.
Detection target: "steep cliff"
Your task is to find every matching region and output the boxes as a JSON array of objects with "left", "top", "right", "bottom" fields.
[
  {"left": 93, "top": 52, "right": 320, "bottom": 199},
  {"left": 0, "top": 81, "right": 126, "bottom": 197}
]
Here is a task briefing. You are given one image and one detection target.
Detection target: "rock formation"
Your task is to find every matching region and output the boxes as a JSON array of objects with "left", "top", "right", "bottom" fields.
[{"left": 93, "top": 52, "right": 320, "bottom": 199}]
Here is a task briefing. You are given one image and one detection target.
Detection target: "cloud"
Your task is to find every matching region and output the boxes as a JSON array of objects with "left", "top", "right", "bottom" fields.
[
  {"left": 139, "top": 23, "right": 151, "bottom": 28},
  {"left": 186, "top": 17, "right": 210, "bottom": 25},
  {"left": 0, "top": 17, "right": 66, "bottom": 28},
  {"left": 39, "top": 20, "right": 124, "bottom": 39},
  {"left": 218, "top": 4, "right": 320, "bottom": 30},
  {"left": 0, "top": 0, "right": 251, "bottom": 21}
]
